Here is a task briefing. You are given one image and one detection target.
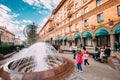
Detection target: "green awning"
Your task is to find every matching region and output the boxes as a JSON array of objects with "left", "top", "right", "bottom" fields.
[
  {"left": 83, "top": 32, "right": 92, "bottom": 38},
  {"left": 96, "top": 29, "right": 108, "bottom": 36},
  {"left": 74, "top": 34, "right": 81, "bottom": 39},
  {"left": 115, "top": 26, "right": 120, "bottom": 34},
  {"left": 63, "top": 37, "right": 68, "bottom": 40}
]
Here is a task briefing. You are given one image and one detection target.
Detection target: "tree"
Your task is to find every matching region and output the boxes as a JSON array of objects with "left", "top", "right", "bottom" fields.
[{"left": 25, "top": 23, "right": 38, "bottom": 45}]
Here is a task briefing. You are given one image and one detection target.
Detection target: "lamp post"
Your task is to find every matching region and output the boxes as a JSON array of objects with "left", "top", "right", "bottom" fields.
[{"left": 0, "top": 31, "right": 3, "bottom": 46}]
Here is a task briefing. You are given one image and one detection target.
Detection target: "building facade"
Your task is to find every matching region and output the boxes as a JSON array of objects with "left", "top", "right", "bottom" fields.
[
  {"left": 39, "top": 0, "right": 120, "bottom": 50},
  {"left": 14, "top": 38, "right": 22, "bottom": 45},
  {"left": 0, "top": 26, "right": 15, "bottom": 45}
]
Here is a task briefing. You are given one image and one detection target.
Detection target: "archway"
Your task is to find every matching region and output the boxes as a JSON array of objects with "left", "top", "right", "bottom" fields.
[
  {"left": 83, "top": 32, "right": 93, "bottom": 47},
  {"left": 95, "top": 29, "right": 110, "bottom": 47}
]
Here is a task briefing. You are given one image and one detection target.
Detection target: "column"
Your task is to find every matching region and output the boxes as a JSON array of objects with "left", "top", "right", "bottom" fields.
[
  {"left": 92, "top": 36, "right": 97, "bottom": 48},
  {"left": 110, "top": 34, "right": 115, "bottom": 50},
  {"left": 81, "top": 38, "right": 84, "bottom": 46}
]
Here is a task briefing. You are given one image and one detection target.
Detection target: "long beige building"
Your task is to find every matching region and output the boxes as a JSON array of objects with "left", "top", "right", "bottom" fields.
[
  {"left": 0, "top": 26, "right": 15, "bottom": 45},
  {"left": 39, "top": 0, "right": 120, "bottom": 50}
]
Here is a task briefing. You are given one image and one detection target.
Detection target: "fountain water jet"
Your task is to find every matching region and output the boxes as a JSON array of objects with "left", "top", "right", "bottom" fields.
[{"left": 0, "top": 42, "right": 74, "bottom": 80}]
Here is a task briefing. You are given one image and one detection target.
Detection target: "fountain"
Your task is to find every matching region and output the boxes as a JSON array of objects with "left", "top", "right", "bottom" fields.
[{"left": 0, "top": 42, "right": 74, "bottom": 80}]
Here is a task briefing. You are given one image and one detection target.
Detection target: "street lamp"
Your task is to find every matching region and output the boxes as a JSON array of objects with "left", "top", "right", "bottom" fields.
[{"left": 0, "top": 31, "right": 3, "bottom": 46}]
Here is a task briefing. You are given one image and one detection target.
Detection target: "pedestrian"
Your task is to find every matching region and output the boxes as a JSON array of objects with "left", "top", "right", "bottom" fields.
[
  {"left": 76, "top": 50, "right": 83, "bottom": 72},
  {"left": 100, "top": 45, "right": 105, "bottom": 63},
  {"left": 103, "top": 45, "right": 111, "bottom": 59},
  {"left": 72, "top": 44, "right": 78, "bottom": 59},
  {"left": 83, "top": 51, "right": 90, "bottom": 66},
  {"left": 81, "top": 46, "right": 86, "bottom": 55},
  {"left": 80, "top": 44, "right": 82, "bottom": 49},
  {"left": 94, "top": 46, "right": 100, "bottom": 60}
]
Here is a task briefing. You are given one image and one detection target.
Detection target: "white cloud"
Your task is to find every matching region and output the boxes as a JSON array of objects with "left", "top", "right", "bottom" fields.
[
  {"left": 23, "top": 0, "right": 62, "bottom": 10},
  {"left": 0, "top": 4, "right": 11, "bottom": 12},
  {"left": 0, "top": 4, "right": 25, "bottom": 40},
  {"left": 23, "top": 0, "right": 40, "bottom": 7},
  {"left": 22, "top": 19, "right": 32, "bottom": 23},
  {"left": 10, "top": 21, "right": 20, "bottom": 24},
  {"left": 38, "top": 10, "right": 48, "bottom": 14}
]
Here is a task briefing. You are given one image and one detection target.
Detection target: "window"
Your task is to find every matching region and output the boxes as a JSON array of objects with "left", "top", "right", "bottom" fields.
[
  {"left": 75, "top": 2, "right": 78, "bottom": 9},
  {"left": 84, "top": 7, "right": 88, "bottom": 13},
  {"left": 85, "top": 19, "right": 89, "bottom": 26},
  {"left": 75, "top": 23, "right": 79, "bottom": 30},
  {"left": 84, "top": 38, "right": 92, "bottom": 46},
  {"left": 64, "top": 6, "right": 66, "bottom": 10},
  {"left": 75, "top": 13, "right": 79, "bottom": 18},
  {"left": 117, "top": 5, "right": 120, "bottom": 16},
  {"left": 64, "top": 13, "right": 66, "bottom": 18},
  {"left": 96, "top": 0, "right": 102, "bottom": 6},
  {"left": 97, "top": 13, "right": 104, "bottom": 22},
  {"left": 83, "top": 0, "right": 87, "bottom": 3},
  {"left": 69, "top": 26, "right": 72, "bottom": 32}
]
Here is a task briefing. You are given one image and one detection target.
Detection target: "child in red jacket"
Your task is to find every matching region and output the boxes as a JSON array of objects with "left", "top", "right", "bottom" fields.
[{"left": 76, "top": 50, "right": 83, "bottom": 72}]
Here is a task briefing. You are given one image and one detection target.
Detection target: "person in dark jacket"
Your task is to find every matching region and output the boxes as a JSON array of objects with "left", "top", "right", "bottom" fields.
[
  {"left": 104, "top": 45, "right": 111, "bottom": 59},
  {"left": 94, "top": 46, "right": 100, "bottom": 60}
]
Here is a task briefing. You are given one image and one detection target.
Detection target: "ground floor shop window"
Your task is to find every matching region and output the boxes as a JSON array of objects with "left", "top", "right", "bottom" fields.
[
  {"left": 75, "top": 39, "right": 81, "bottom": 46},
  {"left": 96, "top": 36, "right": 110, "bottom": 47},
  {"left": 115, "top": 34, "right": 120, "bottom": 43},
  {"left": 84, "top": 38, "right": 92, "bottom": 46}
]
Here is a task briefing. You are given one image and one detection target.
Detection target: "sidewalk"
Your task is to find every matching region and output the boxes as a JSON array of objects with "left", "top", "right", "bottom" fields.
[{"left": 59, "top": 53, "right": 120, "bottom": 80}]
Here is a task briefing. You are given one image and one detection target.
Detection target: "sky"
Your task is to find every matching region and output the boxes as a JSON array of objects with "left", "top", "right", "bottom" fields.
[{"left": 0, "top": 0, "right": 61, "bottom": 40}]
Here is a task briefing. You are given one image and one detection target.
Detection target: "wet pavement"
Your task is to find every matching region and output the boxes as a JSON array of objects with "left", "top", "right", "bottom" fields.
[{"left": 59, "top": 53, "right": 120, "bottom": 80}]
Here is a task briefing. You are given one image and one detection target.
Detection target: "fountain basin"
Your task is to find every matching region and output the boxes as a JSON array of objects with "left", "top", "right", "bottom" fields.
[{"left": 0, "top": 57, "right": 74, "bottom": 80}]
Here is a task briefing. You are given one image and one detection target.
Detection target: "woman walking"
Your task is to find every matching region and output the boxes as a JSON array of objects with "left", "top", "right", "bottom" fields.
[{"left": 76, "top": 50, "right": 83, "bottom": 72}]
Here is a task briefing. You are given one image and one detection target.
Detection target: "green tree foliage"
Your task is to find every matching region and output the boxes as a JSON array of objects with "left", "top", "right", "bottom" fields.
[{"left": 26, "top": 23, "right": 38, "bottom": 45}]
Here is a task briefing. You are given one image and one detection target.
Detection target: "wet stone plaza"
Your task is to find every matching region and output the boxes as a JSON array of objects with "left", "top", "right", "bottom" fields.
[{"left": 71, "top": 76, "right": 84, "bottom": 80}]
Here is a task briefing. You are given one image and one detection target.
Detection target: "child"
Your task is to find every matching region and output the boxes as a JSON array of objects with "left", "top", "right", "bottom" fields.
[
  {"left": 83, "top": 51, "right": 90, "bottom": 66},
  {"left": 81, "top": 46, "right": 86, "bottom": 55},
  {"left": 76, "top": 50, "right": 83, "bottom": 72}
]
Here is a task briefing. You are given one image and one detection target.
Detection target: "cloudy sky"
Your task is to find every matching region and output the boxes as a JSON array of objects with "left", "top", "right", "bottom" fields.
[{"left": 0, "top": 0, "right": 61, "bottom": 40}]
